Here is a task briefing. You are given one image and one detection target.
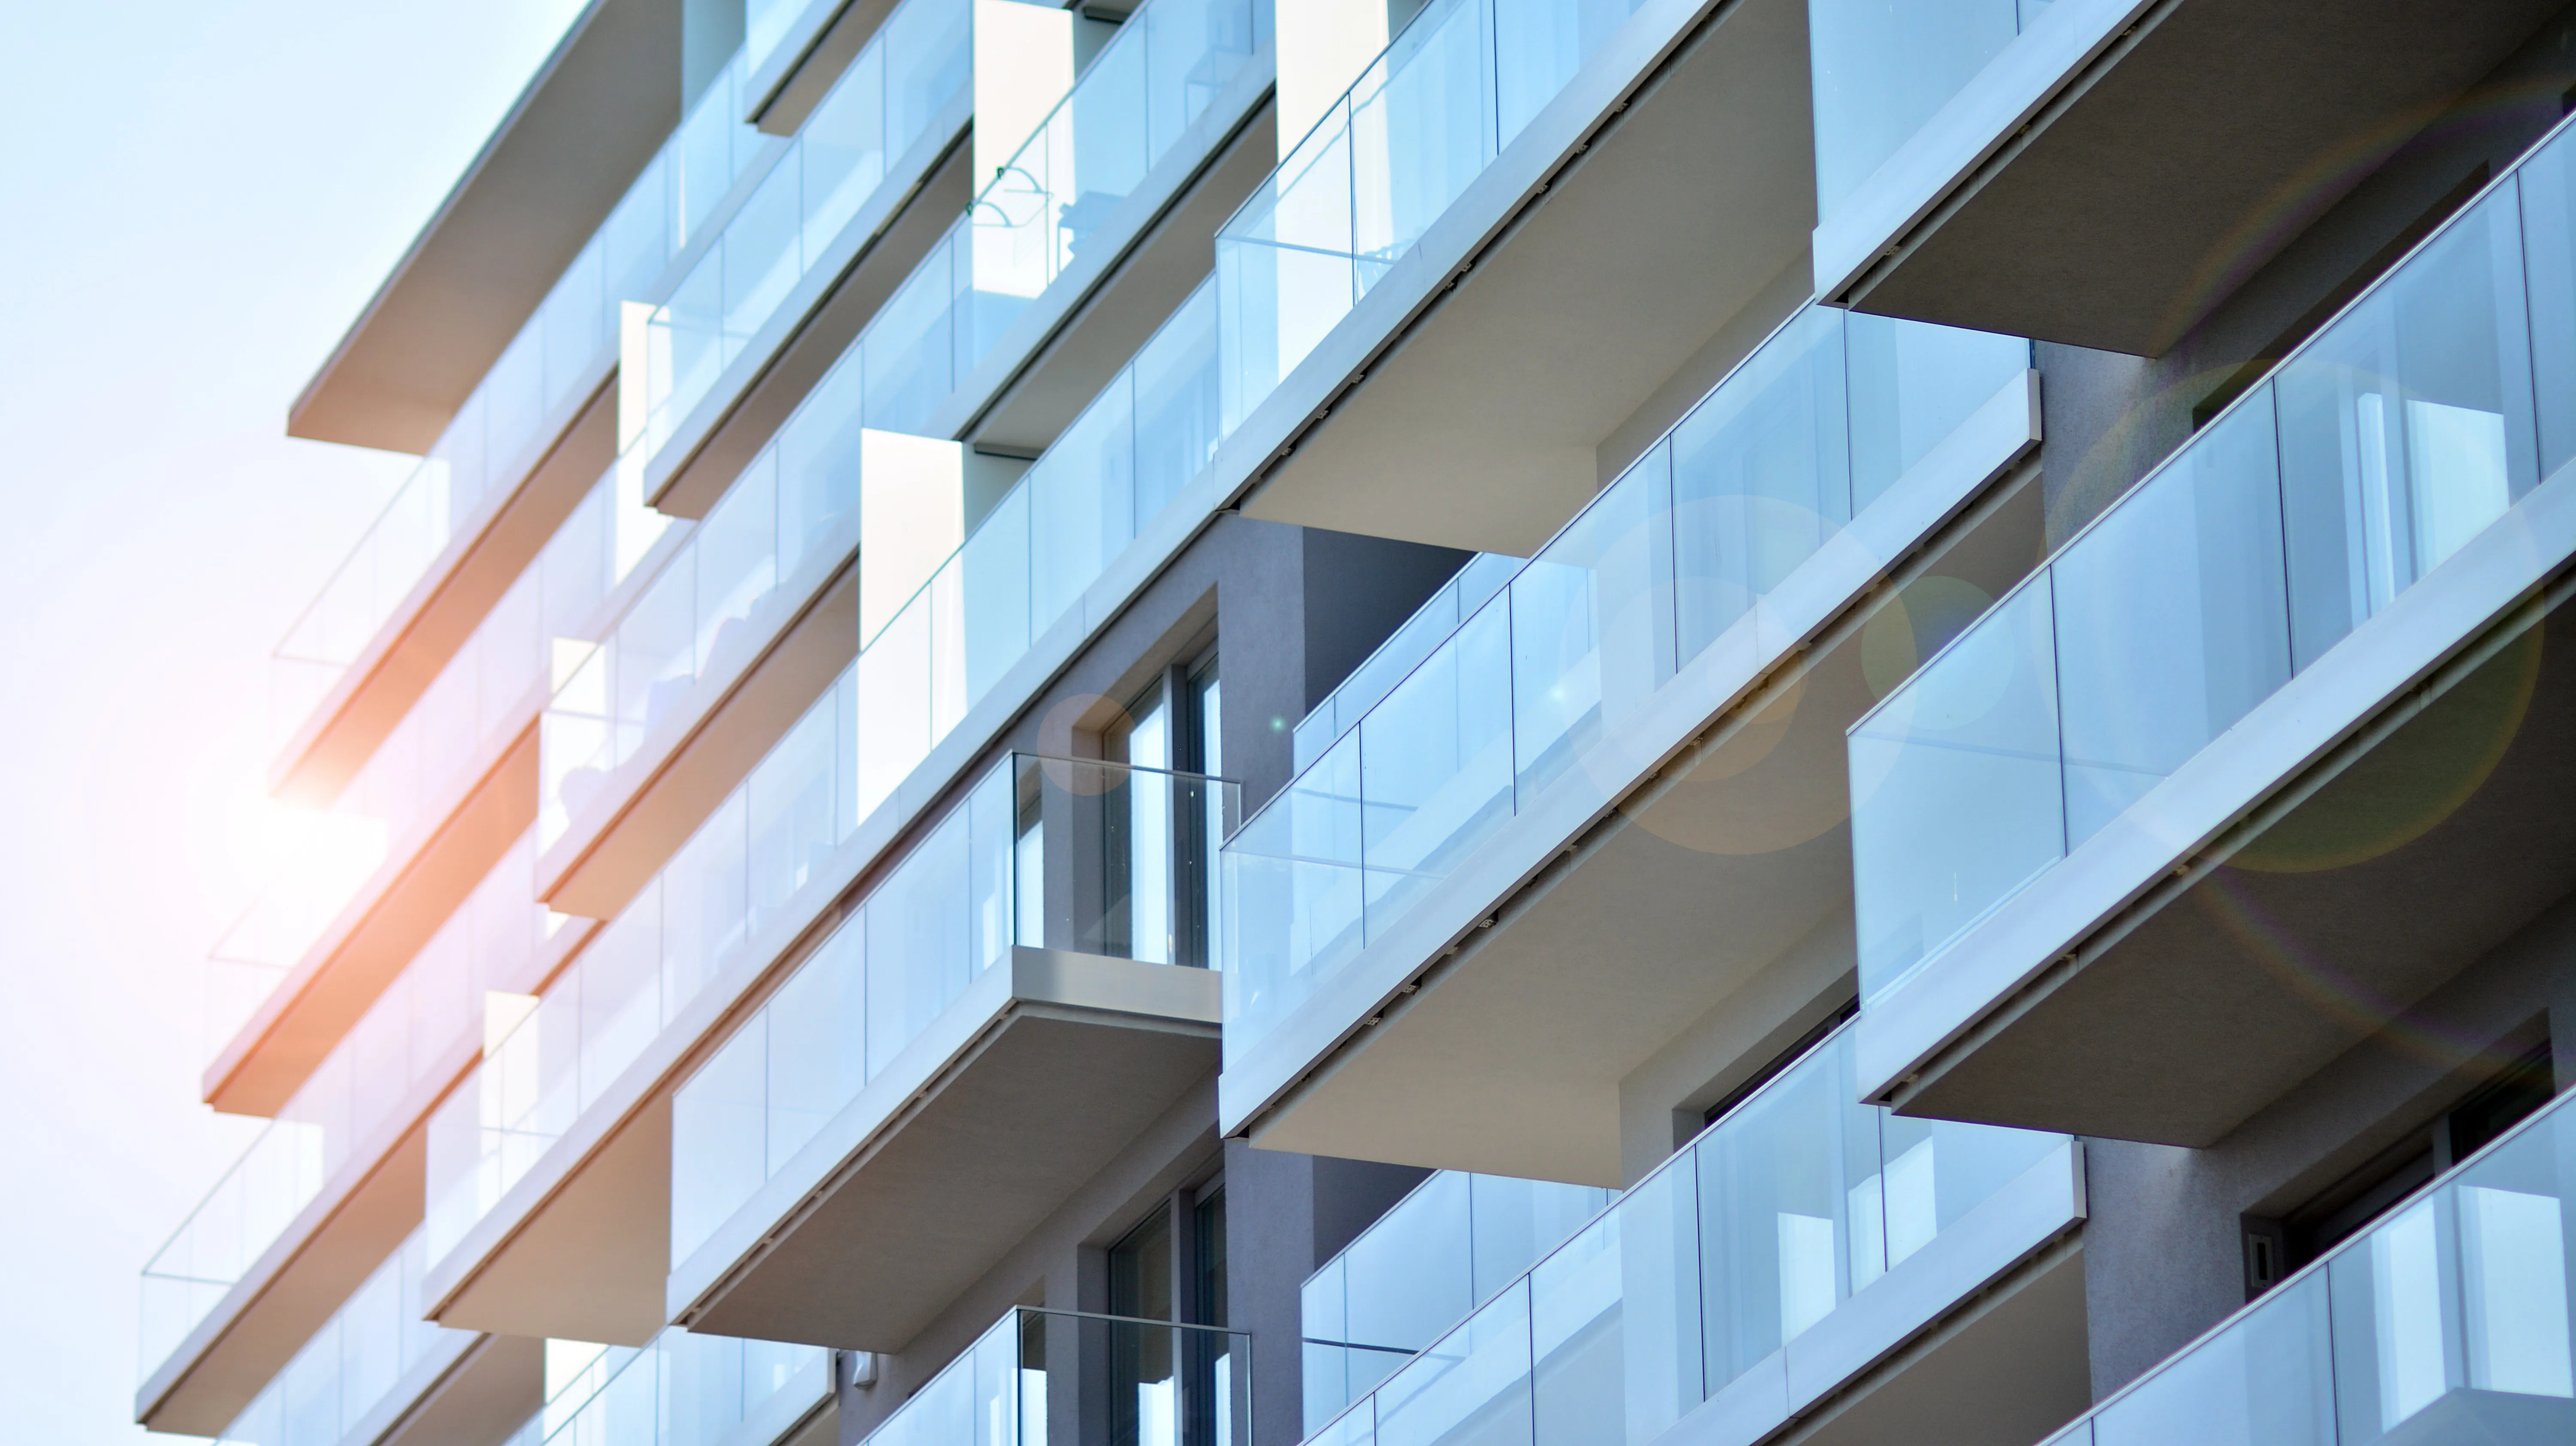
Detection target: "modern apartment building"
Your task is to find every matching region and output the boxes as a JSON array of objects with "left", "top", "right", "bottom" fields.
[{"left": 144, "top": 0, "right": 2576, "bottom": 1443}]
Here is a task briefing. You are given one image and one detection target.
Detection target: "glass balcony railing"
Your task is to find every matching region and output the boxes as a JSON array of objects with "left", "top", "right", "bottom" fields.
[
  {"left": 1306, "top": 1024, "right": 2065, "bottom": 1446},
  {"left": 747, "top": 0, "right": 808, "bottom": 82},
  {"left": 1215, "top": 0, "right": 1637, "bottom": 432},
  {"left": 210, "top": 1227, "right": 473, "bottom": 1446},
  {"left": 670, "top": 753, "right": 1237, "bottom": 1264},
  {"left": 1220, "top": 303, "right": 2029, "bottom": 1055},
  {"left": 637, "top": 0, "right": 972, "bottom": 461},
  {"left": 1806, "top": 0, "right": 2053, "bottom": 226},
  {"left": 430, "top": 279, "right": 1227, "bottom": 1275},
  {"left": 532, "top": 1327, "right": 826, "bottom": 1446},
  {"left": 1291, "top": 555, "right": 1516, "bottom": 774},
  {"left": 272, "top": 41, "right": 772, "bottom": 737},
  {"left": 1849, "top": 122, "right": 2576, "bottom": 1004},
  {"left": 966, "top": 0, "right": 1269, "bottom": 333},
  {"left": 860, "top": 1308, "right": 1250, "bottom": 1446},
  {"left": 2044, "top": 1084, "right": 2576, "bottom": 1446},
  {"left": 144, "top": 835, "right": 547, "bottom": 1382},
  {"left": 540, "top": 429, "right": 859, "bottom": 850},
  {"left": 213, "top": 461, "right": 666, "bottom": 1070},
  {"left": 1302, "top": 1171, "right": 1611, "bottom": 1431}
]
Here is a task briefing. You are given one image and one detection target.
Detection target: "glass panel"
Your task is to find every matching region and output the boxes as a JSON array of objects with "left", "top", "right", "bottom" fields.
[
  {"left": 1807, "top": 0, "right": 2019, "bottom": 220},
  {"left": 1529, "top": 1158, "right": 1702, "bottom": 1446},
  {"left": 2275, "top": 186, "right": 2538, "bottom": 670},
  {"left": 1374, "top": 1280, "right": 1534, "bottom": 1446},
  {"left": 2051, "top": 389, "right": 2290, "bottom": 846},
  {"left": 1510, "top": 462, "right": 1667, "bottom": 802},
  {"left": 1363, "top": 601, "right": 1514, "bottom": 932},
  {"left": 2090, "top": 1272, "right": 2333, "bottom": 1446},
  {"left": 1849, "top": 580, "right": 2062, "bottom": 1001}
]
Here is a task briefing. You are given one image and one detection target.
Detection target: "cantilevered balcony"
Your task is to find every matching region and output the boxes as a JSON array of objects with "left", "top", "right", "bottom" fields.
[
  {"left": 850, "top": 1308, "right": 1249, "bottom": 1446},
  {"left": 1303, "top": 1025, "right": 2085, "bottom": 1446},
  {"left": 1850, "top": 117, "right": 2576, "bottom": 1146},
  {"left": 1810, "top": 0, "right": 2568, "bottom": 354},
  {"left": 1217, "top": 304, "right": 2040, "bottom": 1185},
  {"left": 207, "top": 1228, "right": 539, "bottom": 1446},
  {"left": 208, "top": 466, "right": 668, "bottom": 1118},
  {"left": 417, "top": 281, "right": 1235, "bottom": 1346},
  {"left": 1213, "top": 0, "right": 1814, "bottom": 558},
  {"left": 2041, "top": 1083, "right": 2576, "bottom": 1446},
  {"left": 273, "top": 35, "right": 792, "bottom": 802},
  {"left": 141, "top": 838, "right": 567, "bottom": 1436},
  {"left": 276, "top": 2, "right": 975, "bottom": 809},
  {"left": 665, "top": 754, "right": 1232, "bottom": 1349},
  {"left": 1301, "top": 1170, "right": 1611, "bottom": 1431},
  {"left": 537, "top": 0, "right": 1276, "bottom": 920}
]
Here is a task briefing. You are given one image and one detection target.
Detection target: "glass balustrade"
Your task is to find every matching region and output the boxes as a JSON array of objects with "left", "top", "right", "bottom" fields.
[
  {"left": 2046, "top": 1084, "right": 2576, "bottom": 1446},
  {"left": 143, "top": 836, "right": 547, "bottom": 1382},
  {"left": 216, "top": 462, "right": 666, "bottom": 1068},
  {"left": 1807, "top": 0, "right": 2054, "bottom": 226},
  {"left": 531, "top": 1326, "right": 826, "bottom": 1446},
  {"left": 1308, "top": 1024, "right": 2064, "bottom": 1446},
  {"left": 860, "top": 1308, "right": 1250, "bottom": 1446},
  {"left": 966, "top": 0, "right": 1268, "bottom": 344},
  {"left": 273, "top": 42, "right": 773, "bottom": 736},
  {"left": 1215, "top": 0, "right": 1638, "bottom": 432},
  {"left": 1221, "top": 304, "right": 2029, "bottom": 1055},
  {"left": 637, "top": 0, "right": 973, "bottom": 460},
  {"left": 430, "top": 280, "right": 1227, "bottom": 1275},
  {"left": 209, "top": 1228, "right": 471, "bottom": 1446},
  {"left": 1292, "top": 555, "right": 1517, "bottom": 774},
  {"left": 1302, "top": 1170, "right": 1611, "bottom": 1431},
  {"left": 667, "top": 753, "right": 1236, "bottom": 1265},
  {"left": 1849, "top": 122, "right": 2576, "bottom": 1004},
  {"left": 540, "top": 433, "right": 860, "bottom": 849}
]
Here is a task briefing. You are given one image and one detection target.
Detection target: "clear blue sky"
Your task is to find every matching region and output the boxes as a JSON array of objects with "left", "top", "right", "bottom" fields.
[{"left": 0, "top": 0, "right": 587, "bottom": 1438}]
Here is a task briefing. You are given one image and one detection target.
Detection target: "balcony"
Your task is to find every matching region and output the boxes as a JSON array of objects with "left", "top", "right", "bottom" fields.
[
  {"left": 207, "top": 1228, "right": 539, "bottom": 1446},
  {"left": 210, "top": 463, "right": 670, "bottom": 1117},
  {"left": 1213, "top": 0, "right": 1813, "bottom": 559},
  {"left": 2042, "top": 1083, "right": 2576, "bottom": 1446},
  {"left": 419, "top": 281, "right": 1234, "bottom": 1346},
  {"left": 1302, "top": 1025, "right": 2085, "bottom": 1446},
  {"left": 1301, "top": 1171, "right": 1611, "bottom": 1431},
  {"left": 274, "top": 31, "right": 784, "bottom": 799},
  {"left": 665, "top": 755, "right": 1232, "bottom": 1348},
  {"left": 854, "top": 1308, "right": 1249, "bottom": 1446},
  {"left": 142, "top": 838, "right": 556, "bottom": 1436},
  {"left": 632, "top": 0, "right": 975, "bottom": 507},
  {"left": 541, "top": 0, "right": 1276, "bottom": 917},
  {"left": 1217, "top": 304, "right": 2039, "bottom": 1184},
  {"left": 289, "top": 0, "right": 684, "bottom": 453},
  {"left": 1810, "top": 0, "right": 2567, "bottom": 354},
  {"left": 1850, "top": 117, "right": 2576, "bottom": 1146},
  {"left": 531, "top": 1328, "right": 832, "bottom": 1446}
]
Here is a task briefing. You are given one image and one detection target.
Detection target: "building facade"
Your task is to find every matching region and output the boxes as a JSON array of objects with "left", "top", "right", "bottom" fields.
[{"left": 145, "top": 0, "right": 2576, "bottom": 1443}]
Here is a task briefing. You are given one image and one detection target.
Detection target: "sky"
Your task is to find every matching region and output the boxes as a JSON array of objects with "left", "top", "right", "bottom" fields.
[{"left": 0, "top": 0, "right": 589, "bottom": 1438}]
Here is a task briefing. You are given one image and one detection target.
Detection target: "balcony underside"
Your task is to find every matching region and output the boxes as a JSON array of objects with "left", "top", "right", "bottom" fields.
[
  {"left": 1234, "top": 386, "right": 2042, "bottom": 1187},
  {"left": 540, "top": 551, "right": 857, "bottom": 920},
  {"left": 1874, "top": 498, "right": 2576, "bottom": 1146},
  {"left": 1822, "top": 0, "right": 2566, "bottom": 356},
  {"left": 138, "top": 1068, "right": 454, "bottom": 1436},
  {"left": 277, "top": 383, "right": 614, "bottom": 805},
  {"left": 291, "top": 0, "right": 683, "bottom": 451},
  {"left": 674, "top": 950, "right": 1219, "bottom": 1351},
  {"left": 1239, "top": 0, "right": 1814, "bottom": 557},
  {"left": 210, "top": 714, "right": 539, "bottom": 1116},
  {"left": 374, "top": 1334, "right": 543, "bottom": 1446}
]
